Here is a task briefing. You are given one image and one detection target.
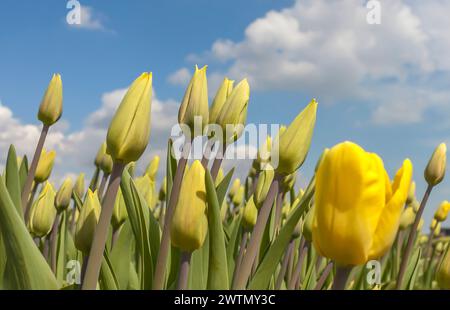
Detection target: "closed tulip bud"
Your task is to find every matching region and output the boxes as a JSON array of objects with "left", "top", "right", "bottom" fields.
[
  {"left": 178, "top": 65, "right": 208, "bottom": 137},
  {"left": 274, "top": 99, "right": 318, "bottom": 175},
  {"left": 209, "top": 77, "right": 234, "bottom": 124},
  {"left": 242, "top": 196, "right": 257, "bottom": 230},
  {"left": 38, "top": 73, "right": 63, "bottom": 126},
  {"left": 29, "top": 182, "right": 57, "bottom": 237},
  {"left": 253, "top": 166, "right": 274, "bottom": 208},
  {"left": 55, "top": 178, "right": 73, "bottom": 212},
  {"left": 229, "top": 178, "right": 241, "bottom": 200},
  {"left": 406, "top": 181, "right": 416, "bottom": 204},
  {"left": 135, "top": 175, "right": 155, "bottom": 210},
  {"left": 292, "top": 219, "right": 303, "bottom": 239},
  {"left": 158, "top": 177, "right": 167, "bottom": 201},
  {"left": 302, "top": 206, "right": 314, "bottom": 242},
  {"left": 257, "top": 136, "right": 272, "bottom": 166},
  {"left": 419, "top": 235, "right": 428, "bottom": 245},
  {"left": 73, "top": 173, "right": 85, "bottom": 199},
  {"left": 232, "top": 185, "right": 245, "bottom": 206},
  {"left": 171, "top": 160, "right": 208, "bottom": 252},
  {"left": 434, "top": 201, "right": 450, "bottom": 222},
  {"left": 145, "top": 155, "right": 160, "bottom": 181},
  {"left": 112, "top": 188, "right": 128, "bottom": 230},
  {"left": 34, "top": 149, "right": 56, "bottom": 183},
  {"left": 437, "top": 245, "right": 450, "bottom": 289},
  {"left": 216, "top": 79, "right": 250, "bottom": 144},
  {"left": 215, "top": 168, "right": 225, "bottom": 187},
  {"left": 399, "top": 207, "right": 416, "bottom": 230},
  {"left": 430, "top": 218, "right": 438, "bottom": 230},
  {"left": 424, "top": 143, "right": 446, "bottom": 186},
  {"left": 100, "top": 151, "right": 113, "bottom": 175},
  {"left": 436, "top": 242, "right": 444, "bottom": 255},
  {"left": 313, "top": 141, "right": 413, "bottom": 265},
  {"left": 107, "top": 72, "right": 152, "bottom": 164},
  {"left": 410, "top": 198, "right": 420, "bottom": 213},
  {"left": 75, "top": 190, "right": 101, "bottom": 253},
  {"left": 94, "top": 143, "right": 106, "bottom": 168}
]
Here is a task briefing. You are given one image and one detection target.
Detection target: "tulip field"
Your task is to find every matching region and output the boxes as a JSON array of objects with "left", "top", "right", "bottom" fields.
[{"left": 0, "top": 67, "right": 449, "bottom": 291}]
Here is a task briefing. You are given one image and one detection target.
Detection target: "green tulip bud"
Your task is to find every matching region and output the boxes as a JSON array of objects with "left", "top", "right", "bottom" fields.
[
  {"left": 145, "top": 155, "right": 160, "bottom": 181},
  {"left": 253, "top": 166, "right": 274, "bottom": 208},
  {"left": 229, "top": 178, "right": 241, "bottom": 200},
  {"left": 257, "top": 136, "right": 272, "bottom": 166},
  {"left": 425, "top": 143, "right": 446, "bottom": 186},
  {"left": 216, "top": 79, "right": 250, "bottom": 144},
  {"left": 34, "top": 149, "right": 56, "bottom": 183},
  {"left": 29, "top": 182, "right": 56, "bottom": 237},
  {"left": 302, "top": 206, "right": 314, "bottom": 242},
  {"left": 209, "top": 77, "right": 234, "bottom": 124},
  {"left": 178, "top": 65, "right": 208, "bottom": 137},
  {"left": 232, "top": 185, "right": 245, "bottom": 206},
  {"left": 37, "top": 73, "right": 63, "bottom": 126},
  {"left": 135, "top": 174, "right": 155, "bottom": 210},
  {"left": 434, "top": 201, "right": 450, "bottom": 222},
  {"left": 73, "top": 173, "right": 85, "bottom": 199},
  {"left": 406, "top": 181, "right": 416, "bottom": 204},
  {"left": 171, "top": 160, "right": 208, "bottom": 252},
  {"left": 107, "top": 72, "right": 152, "bottom": 164},
  {"left": 55, "top": 178, "right": 73, "bottom": 212},
  {"left": 112, "top": 188, "right": 128, "bottom": 230},
  {"left": 434, "top": 222, "right": 441, "bottom": 237},
  {"left": 95, "top": 142, "right": 113, "bottom": 174},
  {"left": 242, "top": 196, "right": 257, "bottom": 230},
  {"left": 75, "top": 189, "right": 101, "bottom": 253},
  {"left": 399, "top": 207, "right": 415, "bottom": 230},
  {"left": 410, "top": 198, "right": 420, "bottom": 213},
  {"left": 94, "top": 143, "right": 106, "bottom": 168},
  {"left": 273, "top": 99, "right": 318, "bottom": 175},
  {"left": 419, "top": 235, "right": 428, "bottom": 245},
  {"left": 436, "top": 242, "right": 444, "bottom": 255}
]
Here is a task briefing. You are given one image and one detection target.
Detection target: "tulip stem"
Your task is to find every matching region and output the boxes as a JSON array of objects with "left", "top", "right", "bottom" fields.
[
  {"left": 424, "top": 226, "right": 436, "bottom": 259},
  {"left": 21, "top": 124, "right": 49, "bottom": 210},
  {"left": 274, "top": 191, "right": 284, "bottom": 236},
  {"left": 232, "top": 231, "right": 249, "bottom": 287},
  {"left": 210, "top": 143, "right": 227, "bottom": 181},
  {"left": 98, "top": 172, "right": 110, "bottom": 201},
  {"left": 332, "top": 265, "right": 352, "bottom": 290},
  {"left": 232, "top": 174, "right": 281, "bottom": 289},
  {"left": 288, "top": 239, "right": 308, "bottom": 290},
  {"left": 24, "top": 182, "right": 39, "bottom": 222},
  {"left": 153, "top": 141, "right": 191, "bottom": 290},
  {"left": 396, "top": 184, "right": 433, "bottom": 290},
  {"left": 275, "top": 239, "right": 294, "bottom": 289},
  {"left": 50, "top": 212, "right": 62, "bottom": 274},
  {"left": 314, "top": 262, "right": 334, "bottom": 290},
  {"left": 177, "top": 251, "right": 192, "bottom": 290},
  {"left": 201, "top": 139, "right": 215, "bottom": 168},
  {"left": 82, "top": 162, "right": 125, "bottom": 290}
]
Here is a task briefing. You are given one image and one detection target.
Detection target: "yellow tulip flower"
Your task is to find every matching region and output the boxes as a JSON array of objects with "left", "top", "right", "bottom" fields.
[
  {"left": 313, "top": 141, "right": 413, "bottom": 266},
  {"left": 106, "top": 72, "right": 152, "bottom": 164},
  {"left": 171, "top": 160, "right": 208, "bottom": 252},
  {"left": 29, "top": 182, "right": 57, "bottom": 237},
  {"left": 434, "top": 201, "right": 450, "bottom": 222},
  {"left": 209, "top": 77, "right": 234, "bottom": 125},
  {"left": 34, "top": 149, "right": 56, "bottom": 183},
  {"left": 424, "top": 143, "right": 446, "bottom": 186},
  {"left": 38, "top": 73, "right": 63, "bottom": 126},
  {"left": 75, "top": 189, "right": 101, "bottom": 253},
  {"left": 145, "top": 155, "right": 160, "bottom": 181},
  {"left": 242, "top": 196, "right": 257, "bottom": 230},
  {"left": 55, "top": 178, "right": 73, "bottom": 212},
  {"left": 73, "top": 173, "right": 85, "bottom": 199}
]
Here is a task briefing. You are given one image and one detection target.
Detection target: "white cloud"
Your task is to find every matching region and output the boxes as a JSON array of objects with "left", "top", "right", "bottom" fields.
[
  {"left": 171, "top": 0, "right": 450, "bottom": 126},
  {"left": 167, "top": 68, "right": 191, "bottom": 86}
]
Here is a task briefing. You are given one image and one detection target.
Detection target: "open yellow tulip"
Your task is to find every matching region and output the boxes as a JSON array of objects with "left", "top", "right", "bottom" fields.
[{"left": 313, "top": 141, "right": 413, "bottom": 266}]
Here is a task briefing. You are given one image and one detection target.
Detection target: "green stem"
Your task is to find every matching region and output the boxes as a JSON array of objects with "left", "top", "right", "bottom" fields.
[
  {"left": 81, "top": 162, "right": 125, "bottom": 290},
  {"left": 98, "top": 172, "right": 110, "bottom": 200},
  {"left": 396, "top": 184, "right": 433, "bottom": 289},
  {"left": 176, "top": 251, "right": 192, "bottom": 290},
  {"left": 153, "top": 141, "right": 191, "bottom": 290},
  {"left": 232, "top": 174, "right": 281, "bottom": 289},
  {"left": 332, "top": 265, "right": 352, "bottom": 290},
  {"left": 21, "top": 124, "right": 49, "bottom": 208}
]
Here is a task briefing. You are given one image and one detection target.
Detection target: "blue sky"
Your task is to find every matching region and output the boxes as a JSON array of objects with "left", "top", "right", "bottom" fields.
[{"left": 0, "top": 0, "right": 449, "bottom": 227}]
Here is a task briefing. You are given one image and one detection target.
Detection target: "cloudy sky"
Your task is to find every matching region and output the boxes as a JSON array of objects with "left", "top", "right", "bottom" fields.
[{"left": 0, "top": 0, "right": 449, "bottom": 226}]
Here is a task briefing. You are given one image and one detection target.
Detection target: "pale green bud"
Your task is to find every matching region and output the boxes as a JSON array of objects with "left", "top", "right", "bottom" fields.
[
  {"left": 38, "top": 73, "right": 63, "bottom": 126},
  {"left": 145, "top": 155, "right": 160, "bottom": 181},
  {"left": 232, "top": 185, "right": 245, "bottom": 206},
  {"left": 242, "top": 196, "right": 257, "bottom": 230},
  {"left": 424, "top": 143, "right": 446, "bottom": 186},
  {"left": 55, "top": 178, "right": 73, "bottom": 212},
  {"left": 73, "top": 173, "right": 85, "bottom": 199},
  {"left": 75, "top": 189, "right": 101, "bottom": 253},
  {"left": 107, "top": 72, "right": 152, "bottom": 164},
  {"left": 112, "top": 188, "right": 128, "bottom": 230},
  {"left": 209, "top": 77, "right": 234, "bottom": 124},
  {"left": 399, "top": 207, "right": 416, "bottom": 230},
  {"left": 253, "top": 166, "right": 274, "bottom": 208},
  {"left": 302, "top": 206, "right": 314, "bottom": 242},
  {"left": 29, "top": 182, "right": 56, "bottom": 237},
  {"left": 34, "top": 149, "right": 56, "bottom": 183}
]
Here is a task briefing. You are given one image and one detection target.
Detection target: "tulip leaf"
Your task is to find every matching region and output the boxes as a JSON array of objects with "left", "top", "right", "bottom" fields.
[
  {"left": 0, "top": 177, "right": 58, "bottom": 289},
  {"left": 205, "top": 169, "right": 229, "bottom": 289},
  {"left": 215, "top": 168, "right": 235, "bottom": 206},
  {"left": 99, "top": 250, "right": 119, "bottom": 290},
  {"left": 72, "top": 191, "right": 83, "bottom": 211},
  {"left": 18, "top": 155, "right": 29, "bottom": 193},
  {"left": 188, "top": 234, "right": 209, "bottom": 290},
  {"left": 110, "top": 220, "right": 133, "bottom": 289},
  {"left": 226, "top": 213, "right": 242, "bottom": 283},
  {"left": 55, "top": 212, "right": 67, "bottom": 284},
  {"left": 5, "top": 145, "right": 22, "bottom": 216},
  {"left": 402, "top": 247, "right": 421, "bottom": 290},
  {"left": 120, "top": 170, "right": 154, "bottom": 290},
  {"left": 248, "top": 177, "right": 314, "bottom": 289}
]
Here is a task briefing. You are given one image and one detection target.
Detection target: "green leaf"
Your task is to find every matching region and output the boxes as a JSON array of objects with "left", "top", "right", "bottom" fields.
[
  {"left": 55, "top": 212, "right": 67, "bottom": 284},
  {"left": 205, "top": 168, "right": 230, "bottom": 289},
  {"left": 120, "top": 170, "right": 154, "bottom": 290},
  {"left": 5, "top": 145, "right": 22, "bottom": 216},
  {"left": 216, "top": 168, "right": 235, "bottom": 206},
  {"left": 226, "top": 214, "right": 242, "bottom": 283},
  {"left": 402, "top": 247, "right": 422, "bottom": 290},
  {"left": 110, "top": 220, "right": 133, "bottom": 289},
  {"left": 188, "top": 234, "right": 209, "bottom": 290},
  {"left": 18, "top": 155, "right": 29, "bottom": 193},
  {"left": 0, "top": 177, "right": 58, "bottom": 289},
  {"left": 248, "top": 177, "right": 314, "bottom": 289},
  {"left": 99, "top": 250, "right": 119, "bottom": 290}
]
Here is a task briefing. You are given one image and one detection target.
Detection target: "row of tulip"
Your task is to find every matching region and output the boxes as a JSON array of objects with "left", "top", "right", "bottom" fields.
[{"left": 0, "top": 66, "right": 449, "bottom": 290}]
